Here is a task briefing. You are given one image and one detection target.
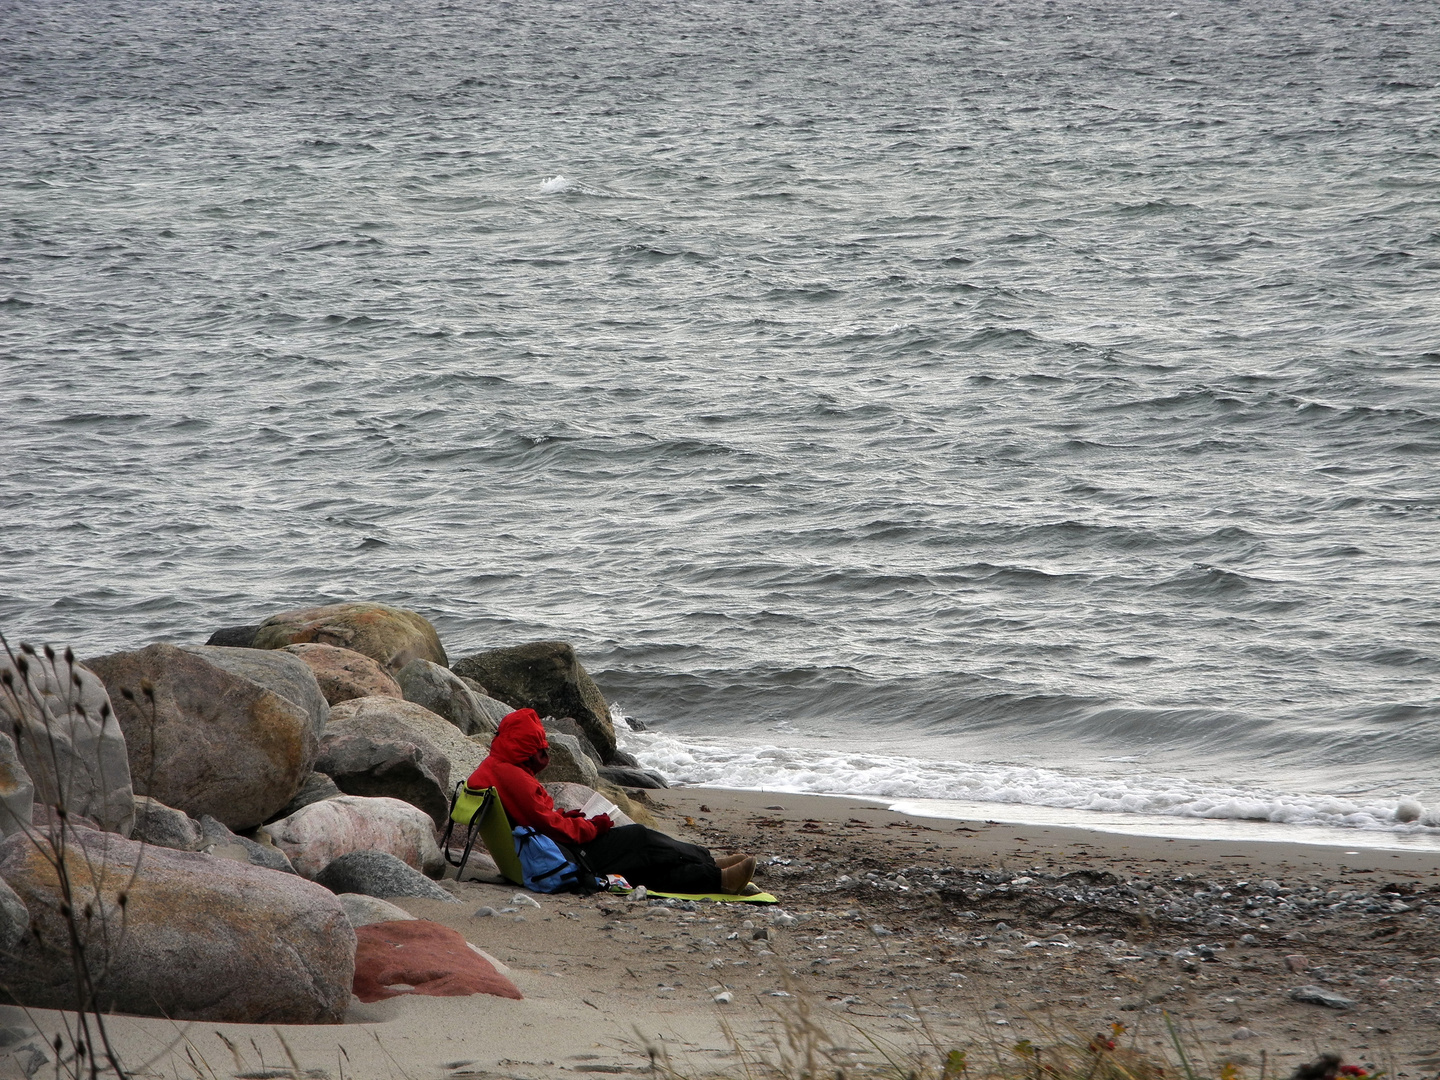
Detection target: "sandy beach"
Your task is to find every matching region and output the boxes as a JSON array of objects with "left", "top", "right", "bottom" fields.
[{"left": 18, "top": 787, "right": 1440, "bottom": 1080}]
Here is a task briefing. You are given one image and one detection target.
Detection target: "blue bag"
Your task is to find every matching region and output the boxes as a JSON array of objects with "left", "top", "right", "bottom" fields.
[{"left": 512, "top": 826, "right": 582, "bottom": 893}]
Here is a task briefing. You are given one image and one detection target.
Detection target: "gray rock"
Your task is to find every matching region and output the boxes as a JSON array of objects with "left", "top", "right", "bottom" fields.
[
  {"left": 1, "top": 644, "right": 134, "bottom": 836},
  {"left": 131, "top": 796, "right": 204, "bottom": 851},
  {"left": 268, "top": 795, "right": 442, "bottom": 879},
  {"left": 0, "top": 878, "right": 28, "bottom": 953},
  {"left": 316, "top": 699, "right": 454, "bottom": 825},
  {"left": 396, "top": 658, "right": 503, "bottom": 736},
  {"left": 0, "top": 828, "right": 354, "bottom": 1023},
  {"left": 270, "top": 771, "right": 342, "bottom": 821},
  {"left": 609, "top": 748, "right": 640, "bottom": 768},
  {"left": 204, "top": 624, "right": 260, "bottom": 648},
  {"left": 315, "top": 850, "right": 458, "bottom": 902},
  {"left": 1289, "top": 985, "right": 1354, "bottom": 1009},
  {"left": 0, "top": 735, "right": 34, "bottom": 838},
  {"left": 458, "top": 676, "right": 497, "bottom": 701},
  {"left": 537, "top": 733, "right": 599, "bottom": 787},
  {"left": 337, "top": 893, "right": 417, "bottom": 929},
  {"left": 86, "top": 644, "right": 322, "bottom": 831},
  {"left": 598, "top": 766, "right": 669, "bottom": 790},
  {"left": 197, "top": 815, "right": 296, "bottom": 874},
  {"left": 179, "top": 645, "right": 330, "bottom": 735},
  {"left": 542, "top": 716, "right": 601, "bottom": 764},
  {"left": 451, "top": 641, "right": 618, "bottom": 762}
]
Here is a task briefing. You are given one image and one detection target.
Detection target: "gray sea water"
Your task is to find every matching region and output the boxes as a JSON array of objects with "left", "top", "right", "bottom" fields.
[{"left": 4, "top": 0, "right": 1439, "bottom": 836}]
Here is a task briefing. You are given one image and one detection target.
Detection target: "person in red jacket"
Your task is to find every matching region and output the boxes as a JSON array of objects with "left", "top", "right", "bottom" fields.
[{"left": 469, "top": 708, "right": 756, "bottom": 894}]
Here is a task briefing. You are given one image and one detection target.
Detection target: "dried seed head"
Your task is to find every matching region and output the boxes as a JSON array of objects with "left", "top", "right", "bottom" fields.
[
  {"left": 120, "top": 687, "right": 135, "bottom": 701},
  {"left": 14, "top": 655, "right": 27, "bottom": 676},
  {"left": 43, "top": 644, "right": 55, "bottom": 661},
  {"left": 64, "top": 647, "right": 75, "bottom": 665}
]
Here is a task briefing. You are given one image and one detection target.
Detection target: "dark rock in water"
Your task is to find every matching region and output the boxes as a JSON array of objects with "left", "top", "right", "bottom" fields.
[
  {"left": 270, "top": 771, "right": 342, "bottom": 821},
  {"left": 1, "top": 648, "right": 134, "bottom": 837},
  {"left": 132, "top": 796, "right": 204, "bottom": 851},
  {"left": 205, "top": 624, "right": 260, "bottom": 648},
  {"left": 0, "top": 828, "right": 354, "bottom": 1023},
  {"left": 282, "top": 643, "right": 402, "bottom": 705},
  {"left": 609, "top": 748, "right": 640, "bottom": 768},
  {"left": 598, "top": 766, "right": 669, "bottom": 790},
  {"left": 543, "top": 716, "right": 602, "bottom": 764},
  {"left": 197, "top": 815, "right": 296, "bottom": 874},
  {"left": 87, "top": 644, "right": 324, "bottom": 831},
  {"left": 452, "top": 641, "right": 617, "bottom": 762},
  {"left": 251, "top": 601, "right": 447, "bottom": 674},
  {"left": 396, "top": 658, "right": 505, "bottom": 736},
  {"left": 315, "top": 850, "right": 457, "bottom": 902}
]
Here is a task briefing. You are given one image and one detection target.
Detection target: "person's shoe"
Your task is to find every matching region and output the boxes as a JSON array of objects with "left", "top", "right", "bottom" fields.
[
  {"left": 720, "top": 856, "right": 757, "bottom": 894},
  {"left": 715, "top": 854, "right": 749, "bottom": 870}
]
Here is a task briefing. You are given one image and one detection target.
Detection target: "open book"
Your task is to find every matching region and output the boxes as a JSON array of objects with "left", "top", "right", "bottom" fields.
[{"left": 580, "top": 790, "right": 621, "bottom": 820}]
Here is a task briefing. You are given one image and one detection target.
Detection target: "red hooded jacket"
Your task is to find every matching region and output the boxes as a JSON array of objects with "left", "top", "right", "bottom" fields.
[{"left": 467, "top": 708, "right": 606, "bottom": 846}]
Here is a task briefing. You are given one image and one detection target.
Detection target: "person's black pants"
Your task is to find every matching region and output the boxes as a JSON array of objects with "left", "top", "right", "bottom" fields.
[{"left": 572, "top": 824, "right": 721, "bottom": 894}]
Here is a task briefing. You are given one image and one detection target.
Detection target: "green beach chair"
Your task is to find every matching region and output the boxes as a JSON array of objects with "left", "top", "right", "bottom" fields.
[{"left": 440, "top": 784, "right": 524, "bottom": 886}]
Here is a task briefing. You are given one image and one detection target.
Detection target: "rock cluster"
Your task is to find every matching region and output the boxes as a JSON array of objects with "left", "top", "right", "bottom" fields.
[{"left": 0, "top": 604, "right": 658, "bottom": 1026}]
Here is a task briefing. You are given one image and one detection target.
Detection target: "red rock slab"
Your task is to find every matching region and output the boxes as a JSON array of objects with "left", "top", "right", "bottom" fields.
[{"left": 353, "top": 920, "right": 522, "bottom": 1003}]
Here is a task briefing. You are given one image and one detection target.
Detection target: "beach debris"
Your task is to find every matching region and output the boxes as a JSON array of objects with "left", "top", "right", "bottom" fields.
[
  {"left": 1290, "top": 985, "right": 1355, "bottom": 1009},
  {"left": 629, "top": 885, "right": 648, "bottom": 902},
  {"left": 713, "top": 991, "right": 733, "bottom": 1004},
  {"left": 511, "top": 893, "right": 543, "bottom": 909}
]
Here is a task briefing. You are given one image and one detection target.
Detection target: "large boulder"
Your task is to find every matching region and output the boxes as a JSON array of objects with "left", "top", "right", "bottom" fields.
[
  {"left": 86, "top": 644, "right": 325, "bottom": 831},
  {"left": 0, "top": 645, "right": 134, "bottom": 836},
  {"left": 282, "top": 643, "right": 403, "bottom": 705},
  {"left": 537, "top": 733, "right": 599, "bottom": 788},
  {"left": 318, "top": 698, "right": 489, "bottom": 824},
  {"left": 315, "top": 851, "right": 456, "bottom": 902},
  {"left": 451, "top": 642, "right": 617, "bottom": 762},
  {"left": 0, "top": 828, "right": 355, "bottom": 1023},
  {"left": 268, "top": 794, "right": 443, "bottom": 880},
  {"left": 252, "top": 602, "right": 447, "bottom": 674},
  {"left": 0, "top": 736, "right": 34, "bottom": 838},
  {"left": 395, "top": 659, "right": 504, "bottom": 736},
  {"left": 352, "top": 920, "right": 521, "bottom": 1002}
]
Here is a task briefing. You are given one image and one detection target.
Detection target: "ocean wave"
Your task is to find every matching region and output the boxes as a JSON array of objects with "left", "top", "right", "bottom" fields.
[{"left": 618, "top": 725, "right": 1440, "bottom": 836}]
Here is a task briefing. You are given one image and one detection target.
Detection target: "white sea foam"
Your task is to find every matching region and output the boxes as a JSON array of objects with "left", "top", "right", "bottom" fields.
[
  {"left": 616, "top": 724, "right": 1440, "bottom": 836},
  {"left": 539, "top": 175, "right": 574, "bottom": 193}
]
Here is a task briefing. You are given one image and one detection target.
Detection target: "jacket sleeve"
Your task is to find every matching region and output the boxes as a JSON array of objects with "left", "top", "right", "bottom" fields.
[{"left": 488, "top": 765, "right": 600, "bottom": 845}]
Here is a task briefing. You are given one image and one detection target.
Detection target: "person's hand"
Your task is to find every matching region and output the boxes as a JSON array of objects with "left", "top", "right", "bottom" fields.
[
  {"left": 562, "top": 808, "right": 586, "bottom": 818},
  {"left": 590, "top": 813, "right": 613, "bottom": 835}
]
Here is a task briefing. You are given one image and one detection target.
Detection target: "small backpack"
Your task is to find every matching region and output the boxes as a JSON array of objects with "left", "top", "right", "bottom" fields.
[{"left": 512, "top": 826, "right": 584, "bottom": 893}]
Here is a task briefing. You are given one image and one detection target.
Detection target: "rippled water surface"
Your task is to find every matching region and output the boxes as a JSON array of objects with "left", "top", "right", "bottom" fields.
[{"left": 4, "top": 0, "right": 1439, "bottom": 819}]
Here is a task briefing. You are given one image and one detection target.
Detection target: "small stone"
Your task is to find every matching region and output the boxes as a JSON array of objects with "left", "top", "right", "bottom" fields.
[
  {"left": 1285, "top": 953, "right": 1308, "bottom": 972},
  {"left": 511, "top": 893, "right": 542, "bottom": 909},
  {"left": 474, "top": 907, "right": 497, "bottom": 917},
  {"left": 713, "top": 991, "right": 733, "bottom": 1004},
  {"left": 871, "top": 924, "right": 893, "bottom": 936},
  {"left": 1232, "top": 1028, "right": 1258, "bottom": 1041},
  {"left": 751, "top": 927, "right": 770, "bottom": 941},
  {"left": 1239, "top": 934, "right": 1258, "bottom": 945},
  {"left": 1290, "top": 985, "right": 1354, "bottom": 1010}
]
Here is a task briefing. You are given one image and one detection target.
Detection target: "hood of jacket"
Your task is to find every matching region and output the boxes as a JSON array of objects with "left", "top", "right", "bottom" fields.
[{"left": 488, "top": 708, "right": 550, "bottom": 768}]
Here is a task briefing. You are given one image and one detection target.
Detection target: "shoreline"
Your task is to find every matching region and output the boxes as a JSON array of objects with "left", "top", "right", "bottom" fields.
[{"left": 24, "top": 785, "right": 1440, "bottom": 1078}]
